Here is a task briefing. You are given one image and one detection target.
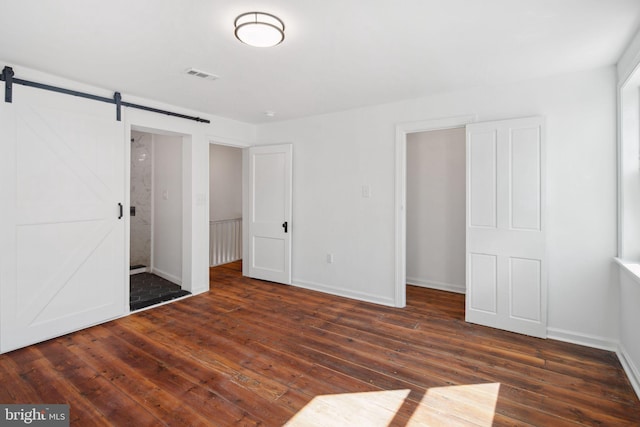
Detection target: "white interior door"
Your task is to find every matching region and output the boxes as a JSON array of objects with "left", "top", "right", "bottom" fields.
[
  {"left": 0, "top": 86, "right": 126, "bottom": 353},
  {"left": 465, "top": 117, "right": 547, "bottom": 338},
  {"left": 248, "top": 144, "right": 292, "bottom": 284}
]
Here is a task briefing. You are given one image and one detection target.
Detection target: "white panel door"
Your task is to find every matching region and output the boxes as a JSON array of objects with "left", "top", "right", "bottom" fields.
[
  {"left": 466, "top": 117, "right": 546, "bottom": 338},
  {"left": 248, "top": 144, "right": 292, "bottom": 284},
  {"left": 0, "top": 86, "right": 126, "bottom": 353}
]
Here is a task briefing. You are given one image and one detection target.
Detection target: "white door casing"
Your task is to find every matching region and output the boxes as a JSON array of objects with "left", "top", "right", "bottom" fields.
[
  {"left": 465, "top": 116, "right": 547, "bottom": 338},
  {"left": 0, "top": 86, "right": 126, "bottom": 353},
  {"left": 247, "top": 144, "right": 292, "bottom": 284},
  {"left": 394, "top": 115, "right": 477, "bottom": 307}
]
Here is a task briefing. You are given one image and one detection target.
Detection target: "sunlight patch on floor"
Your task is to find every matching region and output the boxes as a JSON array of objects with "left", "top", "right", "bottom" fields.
[
  {"left": 408, "top": 382, "right": 501, "bottom": 426},
  {"left": 284, "top": 383, "right": 500, "bottom": 426},
  {"left": 284, "top": 389, "right": 410, "bottom": 426}
]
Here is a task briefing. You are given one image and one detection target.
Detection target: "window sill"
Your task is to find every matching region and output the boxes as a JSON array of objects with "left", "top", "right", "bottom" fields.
[{"left": 615, "top": 257, "right": 640, "bottom": 286}]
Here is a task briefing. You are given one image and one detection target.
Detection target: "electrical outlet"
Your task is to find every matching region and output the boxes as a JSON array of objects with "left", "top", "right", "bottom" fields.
[{"left": 326, "top": 253, "right": 334, "bottom": 264}]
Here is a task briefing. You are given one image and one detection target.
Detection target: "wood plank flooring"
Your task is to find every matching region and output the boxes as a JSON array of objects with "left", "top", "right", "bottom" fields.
[{"left": 0, "top": 260, "right": 638, "bottom": 426}]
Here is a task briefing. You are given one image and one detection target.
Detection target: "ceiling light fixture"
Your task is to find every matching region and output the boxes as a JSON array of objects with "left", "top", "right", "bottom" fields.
[{"left": 234, "top": 12, "right": 285, "bottom": 47}]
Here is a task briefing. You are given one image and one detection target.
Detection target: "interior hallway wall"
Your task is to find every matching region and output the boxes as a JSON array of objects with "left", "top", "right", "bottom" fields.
[
  {"left": 153, "top": 134, "right": 183, "bottom": 284},
  {"left": 130, "top": 130, "right": 152, "bottom": 268},
  {"left": 406, "top": 128, "right": 466, "bottom": 293}
]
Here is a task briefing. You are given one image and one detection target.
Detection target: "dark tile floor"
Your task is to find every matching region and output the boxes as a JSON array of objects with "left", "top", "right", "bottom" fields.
[{"left": 130, "top": 273, "right": 190, "bottom": 311}]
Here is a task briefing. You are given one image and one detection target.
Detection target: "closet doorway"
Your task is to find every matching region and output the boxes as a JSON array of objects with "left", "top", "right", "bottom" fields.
[
  {"left": 396, "top": 116, "right": 547, "bottom": 337},
  {"left": 129, "top": 130, "right": 189, "bottom": 310},
  {"left": 406, "top": 128, "right": 466, "bottom": 295},
  {"left": 394, "top": 115, "right": 475, "bottom": 307}
]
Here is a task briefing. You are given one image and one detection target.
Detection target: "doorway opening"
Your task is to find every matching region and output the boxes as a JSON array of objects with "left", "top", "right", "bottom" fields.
[
  {"left": 394, "top": 115, "right": 475, "bottom": 307},
  {"left": 129, "top": 130, "right": 190, "bottom": 310},
  {"left": 209, "top": 143, "right": 244, "bottom": 273},
  {"left": 406, "top": 128, "right": 466, "bottom": 295}
]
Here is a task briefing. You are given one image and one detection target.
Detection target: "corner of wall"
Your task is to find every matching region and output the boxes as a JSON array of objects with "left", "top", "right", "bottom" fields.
[
  {"left": 617, "top": 344, "right": 640, "bottom": 400},
  {"left": 617, "top": 26, "right": 640, "bottom": 85}
]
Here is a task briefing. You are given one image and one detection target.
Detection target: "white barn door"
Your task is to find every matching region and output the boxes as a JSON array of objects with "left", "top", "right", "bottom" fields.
[
  {"left": 247, "top": 144, "right": 292, "bottom": 284},
  {"left": 466, "top": 117, "right": 547, "bottom": 338},
  {"left": 0, "top": 86, "right": 126, "bottom": 353}
]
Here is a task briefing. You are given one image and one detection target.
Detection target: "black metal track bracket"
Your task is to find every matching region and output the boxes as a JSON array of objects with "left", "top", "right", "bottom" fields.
[
  {"left": 2, "top": 66, "right": 13, "bottom": 103},
  {"left": 0, "top": 66, "right": 210, "bottom": 124},
  {"left": 114, "top": 92, "right": 122, "bottom": 122}
]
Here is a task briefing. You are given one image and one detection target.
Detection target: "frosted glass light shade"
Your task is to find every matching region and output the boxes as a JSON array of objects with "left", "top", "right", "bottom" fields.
[{"left": 234, "top": 12, "right": 285, "bottom": 47}]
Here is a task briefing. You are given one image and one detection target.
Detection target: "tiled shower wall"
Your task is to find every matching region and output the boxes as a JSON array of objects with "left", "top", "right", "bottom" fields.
[{"left": 130, "top": 131, "right": 152, "bottom": 268}]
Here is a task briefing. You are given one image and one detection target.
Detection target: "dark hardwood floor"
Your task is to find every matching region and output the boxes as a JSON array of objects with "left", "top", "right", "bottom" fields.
[{"left": 0, "top": 260, "right": 638, "bottom": 425}]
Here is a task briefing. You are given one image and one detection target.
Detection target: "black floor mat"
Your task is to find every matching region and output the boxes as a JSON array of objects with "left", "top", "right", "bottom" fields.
[{"left": 130, "top": 273, "right": 190, "bottom": 311}]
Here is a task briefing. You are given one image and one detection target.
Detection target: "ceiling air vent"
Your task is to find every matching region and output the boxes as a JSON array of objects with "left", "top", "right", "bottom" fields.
[{"left": 184, "top": 68, "right": 219, "bottom": 81}]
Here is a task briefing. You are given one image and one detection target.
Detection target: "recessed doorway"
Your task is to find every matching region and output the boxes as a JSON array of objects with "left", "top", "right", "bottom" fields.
[
  {"left": 406, "top": 127, "right": 466, "bottom": 295},
  {"left": 129, "top": 130, "right": 189, "bottom": 310}
]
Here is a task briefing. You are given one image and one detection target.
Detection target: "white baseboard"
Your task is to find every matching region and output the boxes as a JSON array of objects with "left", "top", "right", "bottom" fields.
[
  {"left": 210, "top": 257, "right": 242, "bottom": 268},
  {"left": 190, "top": 287, "right": 208, "bottom": 296},
  {"left": 406, "top": 277, "right": 466, "bottom": 294},
  {"left": 617, "top": 344, "right": 640, "bottom": 400},
  {"left": 292, "top": 279, "right": 397, "bottom": 307},
  {"left": 129, "top": 266, "right": 148, "bottom": 275},
  {"left": 546, "top": 327, "right": 618, "bottom": 352},
  {"left": 151, "top": 268, "right": 182, "bottom": 286},
  {"left": 536, "top": 328, "right": 640, "bottom": 400}
]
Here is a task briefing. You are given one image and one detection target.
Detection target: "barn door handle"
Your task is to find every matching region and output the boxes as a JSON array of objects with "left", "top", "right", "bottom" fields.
[
  {"left": 118, "top": 202, "right": 123, "bottom": 219},
  {"left": 282, "top": 221, "right": 288, "bottom": 233}
]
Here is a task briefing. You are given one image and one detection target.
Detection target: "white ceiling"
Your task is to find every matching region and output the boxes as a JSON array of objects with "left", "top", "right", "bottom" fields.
[{"left": 1, "top": 0, "right": 639, "bottom": 124}]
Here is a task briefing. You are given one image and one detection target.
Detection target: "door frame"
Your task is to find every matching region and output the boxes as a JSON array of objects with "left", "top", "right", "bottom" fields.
[
  {"left": 202, "top": 138, "right": 252, "bottom": 277},
  {"left": 127, "top": 125, "right": 194, "bottom": 299},
  {"left": 394, "top": 115, "right": 476, "bottom": 307},
  {"left": 207, "top": 140, "right": 246, "bottom": 268}
]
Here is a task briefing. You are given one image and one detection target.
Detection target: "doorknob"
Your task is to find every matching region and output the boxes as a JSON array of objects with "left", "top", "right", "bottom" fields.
[{"left": 282, "top": 221, "right": 288, "bottom": 233}]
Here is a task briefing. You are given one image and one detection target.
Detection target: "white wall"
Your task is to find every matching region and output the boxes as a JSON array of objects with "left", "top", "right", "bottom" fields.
[
  {"left": 256, "top": 66, "right": 619, "bottom": 346},
  {"left": 152, "top": 134, "right": 183, "bottom": 284},
  {"left": 209, "top": 144, "right": 242, "bottom": 221},
  {"left": 406, "top": 128, "right": 466, "bottom": 293}
]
